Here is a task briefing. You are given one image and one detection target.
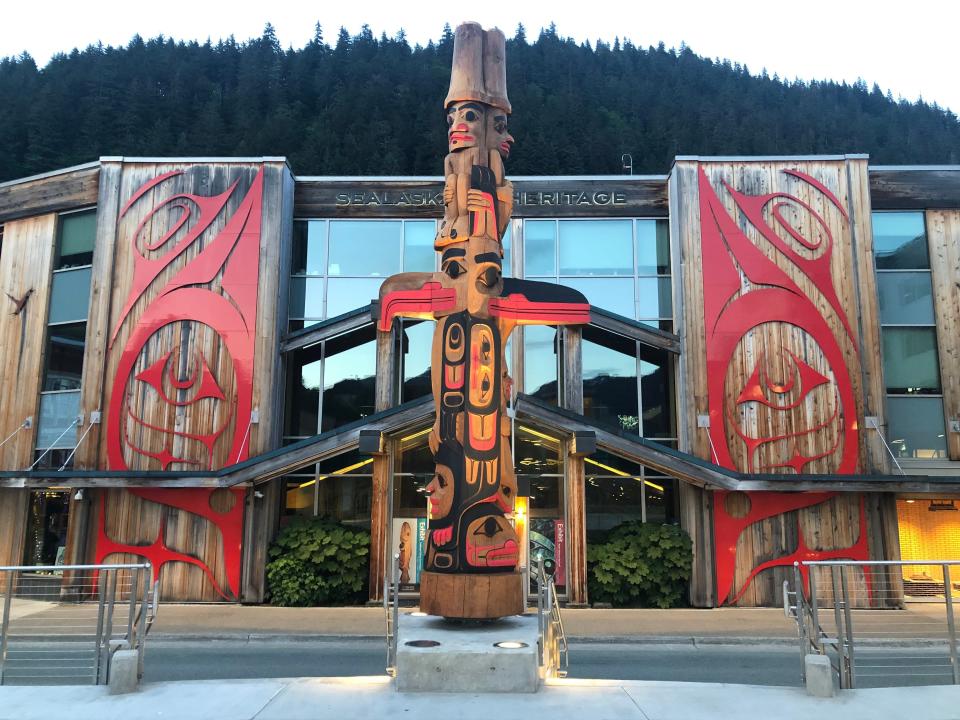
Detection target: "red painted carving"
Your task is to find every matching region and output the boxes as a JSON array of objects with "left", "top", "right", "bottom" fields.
[
  {"left": 95, "top": 488, "right": 245, "bottom": 601},
  {"left": 698, "top": 166, "right": 868, "bottom": 603},
  {"left": 97, "top": 166, "right": 265, "bottom": 600},
  {"left": 488, "top": 295, "right": 591, "bottom": 324},
  {"left": 379, "top": 282, "right": 457, "bottom": 331}
]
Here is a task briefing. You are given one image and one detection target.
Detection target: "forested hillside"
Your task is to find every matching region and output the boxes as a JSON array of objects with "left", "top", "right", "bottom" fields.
[{"left": 1, "top": 22, "right": 958, "bottom": 182}]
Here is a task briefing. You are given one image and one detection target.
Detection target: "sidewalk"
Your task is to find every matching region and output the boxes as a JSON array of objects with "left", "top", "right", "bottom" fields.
[
  {"left": 1, "top": 675, "right": 958, "bottom": 720},
  {"left": 146, "top": 604, "right": 798, "bottom": 643}
]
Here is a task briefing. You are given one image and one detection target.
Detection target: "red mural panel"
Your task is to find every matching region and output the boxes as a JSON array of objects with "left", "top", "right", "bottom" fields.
[
  {"left": 97, "top": 167, "right": 265, "bottom": 600},
  {"left": 698, "top": 166, "right": 868, "bottom": 603}
]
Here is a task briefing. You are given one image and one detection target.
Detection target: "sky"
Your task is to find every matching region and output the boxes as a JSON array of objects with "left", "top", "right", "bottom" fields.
[{"left": 2, "top": 1, "right": 958, "bottom": 115}]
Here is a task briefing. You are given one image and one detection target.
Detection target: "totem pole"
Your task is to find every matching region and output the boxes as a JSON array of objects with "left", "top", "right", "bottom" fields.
[{"left": 378, "top": 23, "right": 590, "bottom": 619}]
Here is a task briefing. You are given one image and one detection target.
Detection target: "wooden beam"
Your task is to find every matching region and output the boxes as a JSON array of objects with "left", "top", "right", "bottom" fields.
[
  {"left": 0, "top": 163, "right": 100, "bottom": 223},
  {"left": 280, "top": 306, "right": 375, "bottom": 353},
  {"left": 869, "top": 167, "right": 960, "bottom": 210},
  {"left": 566, "top": 449, "right": 588, "bottom": 606},
  {"left": 562, "top": 326, "right": 583, "bottom": 414},
  {"left": 589, "top": 307, "right": 681, "bottom": 353}
]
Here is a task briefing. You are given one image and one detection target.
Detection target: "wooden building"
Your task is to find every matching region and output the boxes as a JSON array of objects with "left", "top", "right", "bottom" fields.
[{"left": 1, "top": 155, "right": 960, "bottom": 607}]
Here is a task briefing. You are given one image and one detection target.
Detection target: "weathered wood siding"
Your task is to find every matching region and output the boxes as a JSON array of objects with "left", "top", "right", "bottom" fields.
[
  {"left": 0, "top": 164, "right": 99, "bottom": 224},
  {"left": 927, "top": 209, "right": 960, "bottom": 460},
  {"left": 671, "top": 157, "right": 889, "bottom": 606}
]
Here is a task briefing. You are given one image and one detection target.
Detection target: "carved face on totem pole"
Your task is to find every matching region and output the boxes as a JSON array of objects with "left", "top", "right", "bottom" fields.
[{"left": 377, "top": 22, "right": 589, "bottom": 618}]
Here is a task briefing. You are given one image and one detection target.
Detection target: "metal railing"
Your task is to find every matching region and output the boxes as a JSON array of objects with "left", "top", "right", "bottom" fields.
[
  {"left": 785, "top": 559, "right": 960, "bottom": 689},
  {"left": 0, "top": 563, "right": 158, "bottom": 685},
  {"left": 534, "top": 556, "right": 568, "bottom": 678},
  {"left": 384, "top": 553, "right": 400, "bottom": 676}
]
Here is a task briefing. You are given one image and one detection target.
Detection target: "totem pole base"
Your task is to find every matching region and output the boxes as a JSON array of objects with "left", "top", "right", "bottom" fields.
[{"left": 419, "top": 571, "right": 524, "bottom": 619}]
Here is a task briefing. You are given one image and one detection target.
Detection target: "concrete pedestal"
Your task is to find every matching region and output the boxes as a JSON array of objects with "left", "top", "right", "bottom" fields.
[{"left": 396, "top": 612, "right": 540, "bottom": 693}]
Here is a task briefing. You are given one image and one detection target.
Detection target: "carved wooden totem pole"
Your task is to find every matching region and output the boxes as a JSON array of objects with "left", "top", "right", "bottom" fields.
[{"left": 379, "top": 23, "right": 590, "bottom": 618}]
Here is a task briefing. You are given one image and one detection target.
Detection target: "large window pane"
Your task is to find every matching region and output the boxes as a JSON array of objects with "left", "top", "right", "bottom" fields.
[
  {"left": 877, "top": 272, "right": 935, "bottom": 325},
  {"left": 501, "top": 225, "right": 512, "bottom": 278},
  {"left": 403, "top": 221, "right": 436, "bottom": 272},
  {"left": 515, "top": 425, "right": 563, "bottom": 478},
  {"left": 36, "top": 391, "right": 80, "bottom": 449},
  {"left": 291, "top": 220, "right": 327, "bottom": 275},
  {"left": 288, "top": 277, "right": 325, "bottom": 320},
  {"left": 564, "top": 277, "right": 634, "bottom": 318},
  {"left": 43, "top": 322, "right": 86, "bottom": 391},
  {"left": 48, "top": 268, "right": 91, "bottom": 324},
  {"left": 284, "top": 478, "right": 314, "bottom": 518},
  {"left": 887, "top": 396, "right": 946, "bottom": 459},
  {"left": 882, "top": 328, "right": 941, "bottom": 394},
  {"left": 582, "top": 326, "right": 638, "bottom": 432},
  {"left": 326, "top": 278, "right": 382, "bottom": 318},
  {"left": 873, "top": 212, "right": 929, "bottom": 270},
  {"left": 401, "top": 320, "right": 434, "bottom": 402},
  {"left": 558, "top": 220, "right": 632, "bottom": 276},
  {"left": 585, "top": 451, "right": 646, "bottom": 542},
  {"left": 328, "top": 220, "right": 401, "bottom": 276},
  {"left": 55, "top": 211, "right": 95, "bottom": 269},
  {"left": 636, "top": 219, "right": 670, "bottom": 275},
  {"left": 284, "top": 346, "right": 322, "bottom": 436},
  {"left": 321, "top": 326, "right": 376, "bottom": 432},
  {"left": 644, "top": 475, "right": 678, "bottom": 525},
  {"left": 637, "top": 277, "right": 672, "bottom": 320},
  {"left": 523, "top": 325, "right": 558, "bottom": 404},
  {"left": 524, "top": 220, "right": 556, "bottom": 276},
  {"left": 317, "top": 475, "right": 372, "bottom": 528},
  {"left": 640, "top": 346, "right": 675, "bottom": 438}
]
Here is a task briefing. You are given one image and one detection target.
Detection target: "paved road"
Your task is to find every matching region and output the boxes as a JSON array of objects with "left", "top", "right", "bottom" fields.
[{"left": 141, "top": 639, "right": 805, "bottom": 687}]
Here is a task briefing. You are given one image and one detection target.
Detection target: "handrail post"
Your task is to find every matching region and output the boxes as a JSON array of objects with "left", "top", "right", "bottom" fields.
[
  {"left": 793, "top": 563, "right": 807, "bottom": 683},
  {"left": 93, "top": 569, "right": 107, "bottom": 684},
  {"left": 943, "top": 564, "right": 959, "bottom": 685},
  {"left": 0, "top": 570, "right": 15, "bottom": 686},
  {"left": 126, "top": 567, "right": 138, "bottom": 644},
  {"left": 840, "top": 565, "right": 856, "bottom": 689},
  {"left": 830, "top": 566, "right": 848, "bottom": 688},
  {"left": 808, "top": 567, "right": 822, "bottom": 649},
  {"left": 137, "top": 565, "right": 151, "bottom": 679}
]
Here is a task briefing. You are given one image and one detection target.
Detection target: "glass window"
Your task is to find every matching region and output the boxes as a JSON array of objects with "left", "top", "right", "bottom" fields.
[
  {"left": 584, "top": 451, "right": 646, "bottom": 541},
  {"left": 36, "top": 391, "right": 80, "bottom": 449},
  {"left": 284, "top": 477, "right": 315, "bottom": 518},
  {"left": 882, "top": 328, "right": 941, "bottom": 394},
  {"left": 873, "top": 212, "right": 929, "bottom": 270},
  {"left": 636, "top": 219, "right": 670, "bottom": 275},
  {"left": 288, "top": 277, "right": 325, "bottom": 320},
  {"left": 524, "top": 220, "right": 556, "bottom": 276},
  {"left": 558, "top": 220, "right": 633, "bottom": 276},
  {"left": 326, "top": 277, "right": 382, "bottom": 318},
  {"left": 644, "top": 474, "right": 678, "bottom": 525},
  {"left": 640, "top": 346, "right": 675, "bottom": 439},
  {"left": 55, "top": 211, "right": 95, "bottom": 269},
  {"left": 515, "top": 425, "right": 564, "bottom": 478},
  {"left": 501, "top": 224, "right": 512, "bottom": 278},
  {"left": 291, "top": 220, "right": 327, "bottom": 275},
  {"left": 284, "top": 346, "right": 322, "bottom": 437},
  {"left": 403, "top": 221, "right": 436, "bottom": 273},
  {"left": 565, "top": 277, "right": 635, "bottom": 318},
  {"left": 637, "top": 277, "right": 673, "bottom": 320},
  {"left": 877, "top": 272, "right": 935, "bottom": 325},
  {"left": 523, "top": 325, "right": 558, "bottom": 404},
  {"left": 395, "top": 432, "right": 434, "bottom": 514},
  {"left": 582, "top": 326, "right": 638, "bottom": 432},
  {"left": 321, "top": 326, "right": 376, "bottom": 432},
  {"left": 43, "top": 322, "right": 86, "bottom": 391},
  {"left": 328, "top": 220, "right": 402, "bottom": 277},
  {"left": 887, "top": 396, "right": 947, "bottom": 459},
  {"left": 316, "top": 475, "right": 372, "bottom": 527},
  {"left": 401, "top": 320, "right": 434, "bottom": 402},
  {"left": 48, "top": 268, "right": 92, "bottom": 324}
]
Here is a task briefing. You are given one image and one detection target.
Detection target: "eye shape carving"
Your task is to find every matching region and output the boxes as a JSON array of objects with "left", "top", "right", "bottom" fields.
[
  {"left": 445, "top": 262, "right": 464, "bottom": 278},
  {"left": 465, "top": 110, "right": 477, "bottom": 122}
]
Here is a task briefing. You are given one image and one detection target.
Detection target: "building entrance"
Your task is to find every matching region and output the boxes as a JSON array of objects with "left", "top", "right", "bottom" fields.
[
  {"left": 897, "top": 498, "right": 960, "bottom": 599},
  {"left": 22, "top": 490, "right": 70, "bottom": 567}
]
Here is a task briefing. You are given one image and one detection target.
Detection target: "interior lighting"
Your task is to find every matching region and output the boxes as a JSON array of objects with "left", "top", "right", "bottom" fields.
[
  {"left": 518, "top": 426, "right": 559, "bottom": 443},
  {"left": 399, "top": 427, "right": 432, "bottom": 443},
  {"left": 494, "top": 641, "right": 528, "bottom": 649},
  {"left": 297, "top": 457, "right": 374, "bottom": 489}
]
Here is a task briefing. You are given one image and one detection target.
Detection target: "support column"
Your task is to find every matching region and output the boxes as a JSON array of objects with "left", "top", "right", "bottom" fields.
[
  {"left": 369, "top": 326, "right": 399, "bottom": 602},
  {"left": 566, "top": 447, "right": 588, "bottom": 606},
  {"left": 680, "top": 484, "right": 716, "bottom": 607},
  {"left": 561, "top": 326, "right": 583, "bottom": 414}
]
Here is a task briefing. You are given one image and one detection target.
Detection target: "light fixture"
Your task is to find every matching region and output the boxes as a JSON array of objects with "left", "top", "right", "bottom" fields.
[
  {"left": 906, "top": 499, "right": 915, "bottom": 504},
  {"left": 405, "top": 640, "right": 440, "bottom": 647},
  {"left": 73, "top": 488, "right": 84, "bottom": 501},
  {"left": 409, "top": 611, "right": 428, "bottom": 617},
  {"left": 494, "top": 641, "right": 528, "bottom": 649}
]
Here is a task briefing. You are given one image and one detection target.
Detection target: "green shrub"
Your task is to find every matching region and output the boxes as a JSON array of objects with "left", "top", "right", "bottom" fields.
[
  {"left": 587, "top": 521, "right": 693, "bottom": 608},
  {"left": 266, "top": 517, "right": 370, "bottom": 606}
]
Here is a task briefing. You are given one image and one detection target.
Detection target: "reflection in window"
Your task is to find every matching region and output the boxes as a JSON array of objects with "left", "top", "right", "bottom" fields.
[
  {"left": 565, "top": 277, "right": 634, "bottom": 319},
  {"left": 523, "top": 325, "right": 558, "bottom": 404},
  {"left": 36, "top": 391, "right": 81, "bottom": 449},
  {"left": 516, "top": 425, "right": 565, "bottom": 593},
  {"left": 281, "top": 449, "right": 374, "bottom": 528},
  {"left": 55, "top": 210, "right": 95, "bottom": 269},
  {"left": 326, "top": 277, "right": 383, "bottom": 319},
  {"left": 328, "top": 220, "right": 402, "bottom": 276},
  {"left": 322, "top": 326, "right": 377, "bottom": 432},
  {"left": 640, "top": 346, "right": 675, "bottom": 439},
  {"left": 403, "top": 221, "right": 436, "bottom": 273},
  {"left": 636, "top": 219, "right": 670, "bottom": 275},
  {"left": 877, "top": 272, "right": 934, "bottom": 325},
  {"left": 887, "top": 397, "right": 947, "bottom": 459},
  {"left": 582, "top": 326, "right": 638, "bottom": 432},
  {"left": 882, "top": 328, "right": 941, "bottom": 394},
  {"left": 291, "top": 220, "right": 327, "bottom": 275},
  {"left": 524, "top": 220, "right": 556, "bottom": 276},
  {"left": 873, "top": 212, "right": 929, "bottom": 269},
  {"left": 558, "top": 220, "right": 632, "bottom": 275},
  {"left": 49, "top": 268, "right": 92, "bottom": 324},
  {"left": 43, "top": 322, "right": 86, "bottom": 391},
  {"left": 584, "top": 450, "right": 678, "bottom": 543},
  {"left": 400, "top": 320, "right": 434, "bottom": 402}
]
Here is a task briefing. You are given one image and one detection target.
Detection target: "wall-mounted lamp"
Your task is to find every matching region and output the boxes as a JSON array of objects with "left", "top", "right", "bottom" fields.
[{"left": 73, "top": 489, "right": 85, "bottom": 501}]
